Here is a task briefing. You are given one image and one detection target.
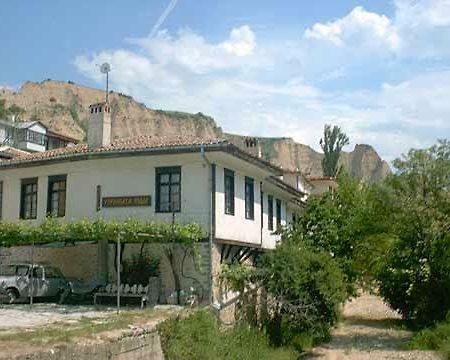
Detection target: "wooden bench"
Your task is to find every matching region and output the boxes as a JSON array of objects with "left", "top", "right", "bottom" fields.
[{"left": 94, "top": 283, "right": 150, "bottom": 308}]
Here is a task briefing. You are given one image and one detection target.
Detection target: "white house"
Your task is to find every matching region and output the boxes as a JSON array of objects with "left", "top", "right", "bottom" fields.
[
  {"left": 0, "top": 118, "right": 78, "bottom": 154},
  {"left": 0, "top": 102, "right": 307, "bottom": 303}
]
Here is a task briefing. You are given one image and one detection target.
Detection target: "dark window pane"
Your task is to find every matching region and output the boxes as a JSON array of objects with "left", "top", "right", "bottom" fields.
[
  {"left": 245, "top": 177, "right": 254, "bottom": 220},
  {"left": 224, "top": 169, "right": 235, "bottom": 215},
  {"left": 156, "top": 167, "right": 181, "bottom": 213},
  {"left": 268, "top": 195, "right": 274, "bottom": 231}
]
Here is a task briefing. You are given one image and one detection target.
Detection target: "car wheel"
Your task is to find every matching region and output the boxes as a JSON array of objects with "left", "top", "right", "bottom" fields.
[{"left": 6, "top": 288, "right": 18, "bottom": 304}]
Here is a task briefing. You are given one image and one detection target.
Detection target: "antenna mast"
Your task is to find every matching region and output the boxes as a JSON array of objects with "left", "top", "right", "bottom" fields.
[{"left": 100, "top": 62, "right": 111, "bottom": 103}]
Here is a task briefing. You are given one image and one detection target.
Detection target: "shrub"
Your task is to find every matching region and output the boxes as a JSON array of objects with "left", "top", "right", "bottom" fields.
[
  {"left": 259, "top": 241, "right": 347, "bottom": 348},
  {"left": 409, "top": 316, "right": 450, "bottom": 359},
  {"left": 158, "top": 310, "right": 297, "bottom": 360},
  {"left": 123, "top": 252, "right": 160, "bottom": 284}
]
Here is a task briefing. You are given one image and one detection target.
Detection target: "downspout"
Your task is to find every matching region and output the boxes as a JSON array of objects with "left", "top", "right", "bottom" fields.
[{"left": 201, "top": 145, "right": 215, "bottom": 303}]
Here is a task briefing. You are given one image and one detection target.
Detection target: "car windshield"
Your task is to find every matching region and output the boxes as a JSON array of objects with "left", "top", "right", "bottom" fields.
[{"left": 45, "top": 266, "right": 64, "bottom": 278}]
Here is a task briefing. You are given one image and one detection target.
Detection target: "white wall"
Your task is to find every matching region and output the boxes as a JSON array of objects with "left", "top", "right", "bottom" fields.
[
  {"left": 215, "top": 165, "right": 263, "bottom": 246},
  {"left": 0, "top": 153, "right": 210, "bottom": 229},
  {"left": 0, "top": 151, "right": 300, "bottom": 249}
]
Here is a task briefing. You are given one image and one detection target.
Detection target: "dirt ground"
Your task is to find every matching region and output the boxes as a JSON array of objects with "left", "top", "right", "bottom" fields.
[
  {"left": 0, "top": 303, "right": 115, "bottom": 330},
  {"left": 307, "top": 294, "right": 441, "bottom": 360},
  {"left": 0, "top": 303, "right": 183, "bottom": 359}
]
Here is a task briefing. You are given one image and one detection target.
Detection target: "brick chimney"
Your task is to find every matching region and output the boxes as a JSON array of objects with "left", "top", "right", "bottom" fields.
[{"left": 88, "top": 102, "right": 111, "bottom": 149}]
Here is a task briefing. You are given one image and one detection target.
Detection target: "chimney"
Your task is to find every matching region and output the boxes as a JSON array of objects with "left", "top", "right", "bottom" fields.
[
  {"left": 88, "top": 102, "right": 111, "bottom": 149},
  {"left": 244, "top": 137, "right": 262, "bottom": 158}
]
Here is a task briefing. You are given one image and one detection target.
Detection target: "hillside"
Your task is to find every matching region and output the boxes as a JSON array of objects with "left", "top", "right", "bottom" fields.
[{"left": 0, "top": 80, "right": 390, "bottom": 181}]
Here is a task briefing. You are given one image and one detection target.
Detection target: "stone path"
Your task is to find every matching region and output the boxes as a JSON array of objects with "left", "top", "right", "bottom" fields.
[{"left": 307, "top": 294, "right": 441, "bottom": 360}]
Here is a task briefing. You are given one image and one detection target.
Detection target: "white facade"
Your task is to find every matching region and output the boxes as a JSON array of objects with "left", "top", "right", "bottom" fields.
[
  {"left": 16, "top": 122, "right": 47, "bottom": 152},
  {"left": 0, "top": 150, "right": 302, "bottom": 250}
]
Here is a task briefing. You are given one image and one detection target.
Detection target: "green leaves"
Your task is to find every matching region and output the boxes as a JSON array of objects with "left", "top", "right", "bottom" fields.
[
  {"left": 320, "top": 124, "right": 350, "bottom": 177},
  {"left": 0, "top": 218, "right": 206, "bottom": 247}
]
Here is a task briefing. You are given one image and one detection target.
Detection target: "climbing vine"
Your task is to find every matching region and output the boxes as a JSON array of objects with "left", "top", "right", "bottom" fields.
[{"left": 0, "top": 218, "right": 206, "bottom": 247}]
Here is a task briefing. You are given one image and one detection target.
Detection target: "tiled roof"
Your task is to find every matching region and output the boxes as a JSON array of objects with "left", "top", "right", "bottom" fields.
[
  {"left": 0, "top": 146, "right": 30, "bottom": 160},
  {"left": 0, "top": 135, "right": 228, "bottom": 166}
]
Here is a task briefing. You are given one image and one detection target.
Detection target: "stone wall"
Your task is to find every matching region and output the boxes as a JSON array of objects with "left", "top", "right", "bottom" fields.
[
  {"left": 0, "top": 243, "right": 99, "bottom": 282},
  {"left": 7, "top": 332, "right": 164, "bottom": 360},
  {"left": 0, "top": 242, "right": 212, "bottom": 304}
]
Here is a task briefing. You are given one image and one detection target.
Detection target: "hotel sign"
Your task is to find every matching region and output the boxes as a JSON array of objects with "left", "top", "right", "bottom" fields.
[{"left": 102, "top": 195, "right": 151, "bottom": 208}]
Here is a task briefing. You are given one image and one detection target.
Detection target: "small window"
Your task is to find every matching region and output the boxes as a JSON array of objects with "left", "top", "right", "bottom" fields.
[
  {"left": 156, "top": 166, "right": 181, "bottom": 213},
  {"left": 47, "top": 175, "right": 67, "bottom": 217},
  {"left": 0, "top": 181, "right": 3, "bottom": 220},
  {"left": 276, "top": 199, "right": 282, "bottom": 231},
  {"left": 260, "top": 191, "right": 264, "bottom": 228},
  {"left": 245, "top": 177, "right": 254, "bottom": 220},
  {"left": 20, "top": 178, "right": 38, "bottom": 220},
  {"left": 224, "top": 169, "right": 235, "bottom": 215},
  {"left": 268, "top": 195, "right": 274, "bottom": 231}
]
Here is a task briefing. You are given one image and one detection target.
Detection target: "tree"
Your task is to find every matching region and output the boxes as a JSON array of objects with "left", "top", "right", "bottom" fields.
[
  {"left": 320, "top": 124, "right": 349, "bottom": 177},
  {"left": 377, "top": 139, "right": 450, "bottom": 325}
]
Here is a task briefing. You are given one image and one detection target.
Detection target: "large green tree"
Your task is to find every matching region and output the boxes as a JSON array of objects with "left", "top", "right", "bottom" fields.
[
  {"left": 320, "top": 124, "right": 350, "bottom": 177},
  {"left": 377, "top": 139, "right": 450, "bottom": 325}
]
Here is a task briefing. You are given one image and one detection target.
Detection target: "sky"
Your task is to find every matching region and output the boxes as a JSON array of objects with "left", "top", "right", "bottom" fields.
[{"left": 1, "top": 0, "right": 450, "bottom": 162}]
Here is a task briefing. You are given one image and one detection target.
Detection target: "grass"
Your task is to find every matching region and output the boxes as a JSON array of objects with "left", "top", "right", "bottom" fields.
[
  {"left": 408, "top": 318, "right": 450, "bottom": 359},
  {"left": 0, "top": 308, "right": 166, "bottom": 346},
  {"left": 158, "top": 309, "right": 299, "bottom": 360}
]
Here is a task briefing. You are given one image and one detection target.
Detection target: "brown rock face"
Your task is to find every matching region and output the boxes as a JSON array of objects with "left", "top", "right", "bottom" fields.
[
  {"left": 0, "top": 80, "right": 222, "bottom": 141},
  {"left": 226, "top": 135, "right": 391, "bottom": 182},
  {"left": 0, "top": 80, "right": 390, "bottom": 181}
]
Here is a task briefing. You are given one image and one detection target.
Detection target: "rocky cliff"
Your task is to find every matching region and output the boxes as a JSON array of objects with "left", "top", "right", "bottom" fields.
[{"left": 0, "top": 80, "right": 390, "bottom": 181}]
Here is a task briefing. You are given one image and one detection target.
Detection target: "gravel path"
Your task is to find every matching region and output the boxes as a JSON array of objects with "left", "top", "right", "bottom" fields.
[{"left": 307, "top": 294, "right": 441, "bottom": 360}]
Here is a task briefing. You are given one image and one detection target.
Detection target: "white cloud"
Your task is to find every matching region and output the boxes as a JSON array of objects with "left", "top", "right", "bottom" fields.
[
  {"left": 126, "top": 25, "right": 265, "bottom": 74},
  {"left": 304, "top": 6, "right": 400, "bottom": 51},
  {"left": 304, "top": 1, "right": 450, "bottom": 59},
  {"left": 74, "top": 5, "right": 450, "bottom": 163}
]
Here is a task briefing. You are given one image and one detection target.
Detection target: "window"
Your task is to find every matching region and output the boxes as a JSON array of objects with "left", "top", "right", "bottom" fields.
[
  {"left": 0, "top": 181, "right": 3, "bottom": 220},
  {"left": 268, "top": 195, "right": 274, "bottom": 231},
  {"left": 47, "top": 175, "right": 67, "bottom": 217},
  {"left": 260, "top": 191, "right": 264, "bottom": 228},
  {"left": 245, "top": 177, "right": 254, "bottom": 220},
  {"left": 20, "top": 178, "right": 38, "bottom": 220},
  {"left": 156, "top": 166, "right": 181, "bottom": 213},
  {"left": 276, "top": 199, "right": 282, "bottom": 231},
  {"left": 18, "top": 129, "right": 46, "bottom": 146},
  {"left": 224, "top": 169, "right": 235, "bottom": 215}
]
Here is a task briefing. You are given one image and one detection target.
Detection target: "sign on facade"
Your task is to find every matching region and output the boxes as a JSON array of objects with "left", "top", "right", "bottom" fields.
[{"left": 102, "top": 196, "right": 151, "bottom": 208}]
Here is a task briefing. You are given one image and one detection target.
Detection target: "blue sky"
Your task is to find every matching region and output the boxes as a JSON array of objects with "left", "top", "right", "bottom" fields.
[{"left": 2, "top": 0, "right": 450, "bottom": 161}]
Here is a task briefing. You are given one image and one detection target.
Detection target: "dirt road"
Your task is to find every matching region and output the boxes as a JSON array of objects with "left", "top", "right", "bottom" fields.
[{"left": 307, "top": 294, "right": 441, "bottom": 360}]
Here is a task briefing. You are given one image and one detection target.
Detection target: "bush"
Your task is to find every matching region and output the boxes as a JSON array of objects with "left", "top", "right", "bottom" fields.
[
  {"left": 123, "top": 252, "right": 160, "bottom": 284},
  {"left": 259, "top": 241, "right": 347, "bottom": 348},
  {"left": 409, "top": 316, "right": 450, "bottom": 359},
  {"left": 158, "top": 310, "right": 298, "bottom": 360}
]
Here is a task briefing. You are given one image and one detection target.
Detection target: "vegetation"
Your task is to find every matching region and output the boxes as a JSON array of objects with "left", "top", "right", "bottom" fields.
[
  {"left": 221, "top": 240, "right": 347, "bottom": 351},
  {"left": 0, "top": 99, "right": 25, "bottom": 119},
  {"left": 409, "top": 317, "right": 450, "bottom": 358},
  {"left": 0, "top": 218, "right": 206, "bottom": 247},
  {"left": 159, "top": 310, "right": 298, "bottom": 360},
  {"left": 123, "top": 252, "right": 160, "bottom": 284},
  {"left": 377, "top": 139, "right": 450, "bottom": 325},
  {"left": 320, "top": 124, "right": 349, "bottom": 177}
]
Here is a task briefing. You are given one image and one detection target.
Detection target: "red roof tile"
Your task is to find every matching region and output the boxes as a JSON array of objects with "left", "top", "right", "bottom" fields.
[{"left": 0, "top": 135, "right": 228, "bottom": 165}]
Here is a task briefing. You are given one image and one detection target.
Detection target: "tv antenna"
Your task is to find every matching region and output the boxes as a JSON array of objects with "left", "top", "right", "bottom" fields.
[{"left": 100, "top": 62, "right": 111, "bottom": 103}]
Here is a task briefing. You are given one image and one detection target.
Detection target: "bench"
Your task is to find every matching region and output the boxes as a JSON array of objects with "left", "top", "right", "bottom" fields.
[{"left": 94, "top": 283, "right": 151, "bottom": 308}]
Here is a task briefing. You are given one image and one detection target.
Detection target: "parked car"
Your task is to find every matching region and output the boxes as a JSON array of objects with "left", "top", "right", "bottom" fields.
[{"left": 0, "top": 263, "right": 71, "bottom": 304}]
